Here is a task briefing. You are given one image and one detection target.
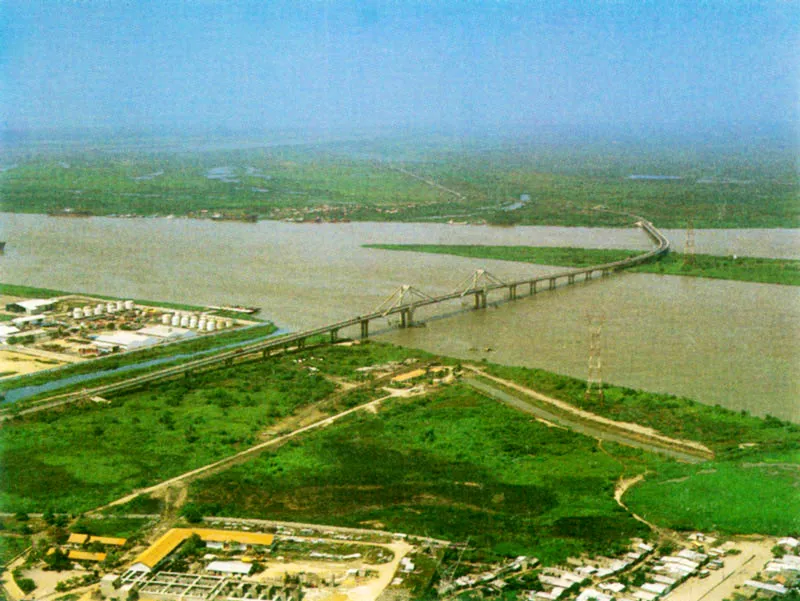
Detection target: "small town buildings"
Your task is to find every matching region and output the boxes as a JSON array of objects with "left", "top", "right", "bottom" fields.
[{"left": 206, "top": 560, "right": 252, "bottom": 576}]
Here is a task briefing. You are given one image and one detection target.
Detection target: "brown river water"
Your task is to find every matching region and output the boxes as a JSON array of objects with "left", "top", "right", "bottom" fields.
[{"left": 1, "top": 213, "right": 798, "bottom": 421}]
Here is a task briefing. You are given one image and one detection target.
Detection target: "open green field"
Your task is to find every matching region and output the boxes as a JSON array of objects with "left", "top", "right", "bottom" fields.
[
  {"left": 70, "top": 516, "right": 152, "bottom": 538},
  {"left": 481, "top": 363, "right": 800, "bottom": 455},
  {"left": 364, "top": 245, "right": 800, "bottom": 286},
  {"left": 0, "top": 535, "right": 30, "bottom": 566},
  {"left": 2, "top": 135, "right": 797, "bottom": 228},
  {"left": 625, "top": 450, "right": 800, "bottom": 534},
  {"left": 188, "top": 383, "right": 651, "bottom": 564},
  {"left": 0, "top": 355, "right": 336, "bottom": 513}
]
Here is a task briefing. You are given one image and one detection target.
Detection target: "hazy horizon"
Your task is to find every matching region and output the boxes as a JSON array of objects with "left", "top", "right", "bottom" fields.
[{"left": 3, "top": 1, "right": 798, "bottom": 137}]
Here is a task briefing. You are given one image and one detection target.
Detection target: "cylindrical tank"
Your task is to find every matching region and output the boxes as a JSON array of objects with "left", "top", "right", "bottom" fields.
[
  {"left": 106, "top": 303, "right": 116, "bottom": 313},
  {"left": 83, "top": 305, "right": 92, "bottom": 314},
  {"left": 225, "top": 320, "right": 234, "bottom": 328},
  {"left": 198, "top": 318, "right": 207, "bottom": 330},
  {"left": 206, "top": 320, "right": 215, "bottom": 331},
  {"left": 161, "top": 314, "right": 171, "bottom": 325},
  {"left": 124, "top": 300, "right": 134, "bottom": 310},
  {"left": 116, "top": 300, "right": 124, "bottom": 311},
  {"left": 94, "top": 307, "right": 103, "bottom": 316},
  {"left": 189, "top": 317, "right": 198, "bottom": 328},
  {"left": 171, "top": 314, "right": 180, "bottom": 326},
  {"left": 180, "top": 315, "right": 190, "bottom": 327},
  {"left": 72, "top": 308, "right": 83, "bottom": 319}
]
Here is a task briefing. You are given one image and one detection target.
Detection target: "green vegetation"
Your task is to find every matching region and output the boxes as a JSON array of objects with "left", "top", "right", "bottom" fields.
[
  {"left": 0, "top": 355, "right": 336, "bottom": 513},
  {"left": 189, "top": 383, "right": 651, "bottom": 565},
  {"left": 2, "top": 136, "right": 797, "bottom": 228},
  {"left": 365, "top": 244, "right": 800, "bottom": 286},
  {"left": 71, "top": 516, "right": 151, "bottom": 538},
  {"left": 481, "top": 363, "right": 800, "bottom": 455},
  {"left": 0, "top": 535, "right": 30, "bottom": 566},
  {"left": 625, "top": 451, "right": 800, "bottom": 534}
]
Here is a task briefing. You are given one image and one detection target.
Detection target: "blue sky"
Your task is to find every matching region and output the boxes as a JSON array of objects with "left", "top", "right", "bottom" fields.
[{"left": 2, "top": 1, "right": 798, "bottom": 133}]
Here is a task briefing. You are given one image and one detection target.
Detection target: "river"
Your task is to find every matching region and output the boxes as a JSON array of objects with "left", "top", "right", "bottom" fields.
[{"left": 1, "top": 213, "right": 798, "bottom": 421}]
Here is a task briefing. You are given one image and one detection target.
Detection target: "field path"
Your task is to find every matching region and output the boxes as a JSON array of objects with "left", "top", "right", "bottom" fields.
[
  {"left": 91, "top": 392, "right": 405, "bottom": 514},
  {"left": 464, "top": 365, "right": 713, "bottom": 462}
]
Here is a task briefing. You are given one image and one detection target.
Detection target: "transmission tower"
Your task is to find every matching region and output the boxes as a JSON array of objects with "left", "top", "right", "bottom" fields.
[
  {"left": 683, "top": 218, "right": 696, "bottom": 265},
  {"left": 585, "top": 313, "right": 605, "bottom": 401}
]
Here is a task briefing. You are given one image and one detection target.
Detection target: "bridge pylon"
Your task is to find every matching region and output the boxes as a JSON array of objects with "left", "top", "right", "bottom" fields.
[
  {"left": 373, "top": 285, "right": 434, "bottom": 327},
  {"left": 451, "top": 269, "right": 506, "bottom": 296}
]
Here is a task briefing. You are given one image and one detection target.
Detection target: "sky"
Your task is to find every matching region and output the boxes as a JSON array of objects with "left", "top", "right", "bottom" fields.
[{"left": 1, "top": 1, "right": 798, "bottom": 135}]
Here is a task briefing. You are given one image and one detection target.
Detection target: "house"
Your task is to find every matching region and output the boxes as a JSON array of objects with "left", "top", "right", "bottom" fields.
[{"left": 0, "top": 325, "right": 20, "bottom": 343}]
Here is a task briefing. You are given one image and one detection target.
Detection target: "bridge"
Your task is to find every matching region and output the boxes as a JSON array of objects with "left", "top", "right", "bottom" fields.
[{"left": 5, "top": 215, "right": 669, "bottom": 417}]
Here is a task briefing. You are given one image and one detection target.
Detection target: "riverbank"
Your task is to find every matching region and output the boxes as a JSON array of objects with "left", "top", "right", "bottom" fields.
[{"left": 364, "top": 244, "right": 800, "bottom": 286}]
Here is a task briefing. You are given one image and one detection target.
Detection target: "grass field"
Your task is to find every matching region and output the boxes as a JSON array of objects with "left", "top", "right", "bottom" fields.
[
  {"left": 481, "top": 363, "right": 800, "bottom": 455},
  {"left": 189, "top": 383, "right": 651, "bottom": 564},
  {"left": 71, "top": 516, "right": 152, "bottom": 538},
  {"left": 0, "top": 356, "right": 336, "bottom": 513},
  {"left": 625, "top": 450, "right": 800, "bottom": 534},
  {"left": 0, "top": 535, "right": 30, "bottom": 566},
  {"left": 364, "top": 245, "right": 800, "bottom": 286},
  {"left": 2, "top": 135, "right": 797, "bottom": 228}
]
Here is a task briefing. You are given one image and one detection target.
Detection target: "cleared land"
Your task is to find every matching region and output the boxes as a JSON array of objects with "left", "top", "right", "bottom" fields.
[
  {"left": 365, "top": 244, "right": 800, "bottom": 286},
  {"left": 188, "top": 384, "right": 652, "bottom": 565}
]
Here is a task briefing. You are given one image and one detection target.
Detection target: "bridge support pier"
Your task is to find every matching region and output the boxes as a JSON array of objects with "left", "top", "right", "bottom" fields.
[
  {"left": 568, "top": 274, "right": 575, "bottom": 284},
  {"left": 330, "top": 329, "right": 339, "bottom": 343},
  {"left": 509, "top": 284, "right": 517, "bottom": 300},
  {"left": 549, "top": 278, "right": 556, "bottom": 290},
  {"left": 602, "top": 269, "right": 610, "bottom": 277},
  {"left": 360, "top": 319, "right": 369, "bottom": 339},
  {"left": 399, "top": 308, "right": 414, "bottom": 328},
  {"left": 586, "top": 271, "right": 593, "bottom": 281},
  {"left": 530, "top": 281, "right": 536, "bottom": 295},
  {"left": 473, "top": 291, "right": 487, "bottom": 309}
]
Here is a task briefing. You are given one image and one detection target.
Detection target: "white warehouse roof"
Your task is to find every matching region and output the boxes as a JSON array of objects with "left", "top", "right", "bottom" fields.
[
  {"left": 93, "top": 332, "right": 159, "bottom": 350},
  {"left": 138, "top": 325, "right": 196, "bottom": 340},
  {"left": 205, "top": 560, "right": 252, "bottom": 575}
]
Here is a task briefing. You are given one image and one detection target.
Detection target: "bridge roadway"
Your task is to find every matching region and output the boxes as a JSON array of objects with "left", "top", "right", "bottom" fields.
[{"left": 7, "top": 216, "right": 669, "bottom": 416}]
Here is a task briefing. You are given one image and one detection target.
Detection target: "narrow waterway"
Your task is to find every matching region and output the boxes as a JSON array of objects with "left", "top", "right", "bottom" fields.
[{"left": 1, "top": 214, "right": 797, "bottom": 420}]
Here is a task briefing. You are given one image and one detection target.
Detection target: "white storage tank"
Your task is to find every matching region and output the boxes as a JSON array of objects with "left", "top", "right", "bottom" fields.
[
  {"left": 94, "top": 307, "right": 103, "bottom": 316},
  {"left": 116, "top": 300, "right": 124, "bottom": 311},
  {"left": 189, "top": 317, "right": 198, "bottom": 328},
  {"left": 82, "top": 308, "right": 93, "bottom": 318},
  {"left": 206, "top": 320, "right": 216, "bottom": 332},
  {"left": 106, "top": 303, "right": 116, "bottom": 313},
  {"left": 72, "top": 308, "right": 83, "bottom": 319},
  {"left": 171, "top": 314, "right": 180, "bottom": 326},
  {"left": 124, "top": 300, "right": 134, "bottom": 310},
  {"left": 161, "top": 314, "right": 171, "bottom": 325},
  {"left": 198, "top": 318, "right": 207, "bottom": 330},
  {"left": 180, "top": 315, "right": 190, "bottom": 327},
  {"left": 225, "top": 319, "right": 234, "bottom": 328}
]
